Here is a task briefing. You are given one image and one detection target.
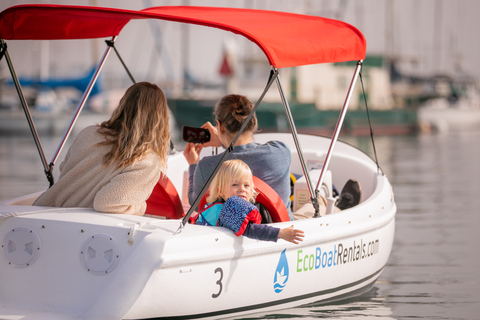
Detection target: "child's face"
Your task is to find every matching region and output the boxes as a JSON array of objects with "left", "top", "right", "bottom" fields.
[{"left": 222, "top": 174, "right": 253, "bottom": 202}]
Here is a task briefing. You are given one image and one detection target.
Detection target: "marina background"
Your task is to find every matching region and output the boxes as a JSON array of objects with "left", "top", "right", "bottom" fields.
[
  {"left": 1, "top": 0, "right": 480, "bottom": 319},
  {"left": 2, "top": 0, "right": 480, "bottom": 85},
  {"left": 2, "top": 0, "right": 480, "bottom": 135}
]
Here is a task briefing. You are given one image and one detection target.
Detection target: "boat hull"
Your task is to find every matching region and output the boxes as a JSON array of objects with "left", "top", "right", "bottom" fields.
[
  {"left": 126, "top": 203, "right": 395, "bottom": 319},
  {"left": 0, "top": 133, "right": 396, "bottom": 319}
]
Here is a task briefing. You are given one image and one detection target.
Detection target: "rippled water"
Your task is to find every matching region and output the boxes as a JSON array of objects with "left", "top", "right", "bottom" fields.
[{"left": 1, "top": 128, "right": 479, "bottom": 319}]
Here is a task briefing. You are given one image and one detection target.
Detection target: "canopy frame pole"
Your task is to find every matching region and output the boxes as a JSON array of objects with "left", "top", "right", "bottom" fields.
[
  {"left": 105, "top": 39, "right": 136, "bottom": 84},
  {"left": 359, "top": 70, "right": 381, "bottom": 174},
  {"left": 50, "top": 36, "right": 117, "bottom": 170},
  {"left": 0, "top": 39, "right": 53, "bottom": 186},
  {"left": 314, "top": 60, "right": 363, "bottom": 216},
  {"left": 274, "top": 67, "right": 320, "bottom": 216},
  {"left": 105, "top": 39, "right": 177, "bottom": 153},
  {"left": 176, "top": 69, "right": 279, "bottom": 234}
]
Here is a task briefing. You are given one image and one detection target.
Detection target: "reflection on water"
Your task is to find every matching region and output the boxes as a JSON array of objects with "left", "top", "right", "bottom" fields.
[
  {"left": 231, "top": 287, "right": 395, "bottom": 320},
  {"left": 0, "top": 134, "right": 71, "bottom": 200},
  {"left": 1, "top": 128, "right": 479, "bottom": 319},
  {"left": 374, "top": 129, "right": 480, "bottom": 320}
]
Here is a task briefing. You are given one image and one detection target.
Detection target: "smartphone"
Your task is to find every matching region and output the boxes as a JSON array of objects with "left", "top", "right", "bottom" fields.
[{"left": 182, "top": 125, "right": 211, "bottom": 144}]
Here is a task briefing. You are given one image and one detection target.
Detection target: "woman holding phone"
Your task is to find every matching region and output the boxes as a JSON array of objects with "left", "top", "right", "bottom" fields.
[{"left": 183, "top": 94, "right": 293, "bottom": 220}]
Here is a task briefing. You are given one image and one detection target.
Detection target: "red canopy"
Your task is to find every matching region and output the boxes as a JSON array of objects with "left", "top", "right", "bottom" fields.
[{"left": 0, "top": 4, "right": 366, "bottom": 68}]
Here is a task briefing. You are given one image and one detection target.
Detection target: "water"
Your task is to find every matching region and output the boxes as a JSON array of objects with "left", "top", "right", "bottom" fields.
[{"left": 1, "top": 128, "right": 480, "bottom": 319}]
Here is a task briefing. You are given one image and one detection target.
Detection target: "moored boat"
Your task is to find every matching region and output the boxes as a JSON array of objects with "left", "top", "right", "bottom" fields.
[
  {"left": 418, "top": 76, "right": 480, "bottom": 132},
  {"left": 0, "top": 4, "right": 396, "bottom": 319},
  {"left": 418, "top": 97, "right": 480, "bottom": 132}
]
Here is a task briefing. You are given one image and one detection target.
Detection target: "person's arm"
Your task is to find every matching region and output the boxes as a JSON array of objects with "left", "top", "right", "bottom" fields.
[
  {"left": 93, "top": 156, "right": 161, "bottom": 215},
  {"left": 187, "top": 163, "right": 198, "bottom": 205},
  {"left": 243, "top": 223, "right": 304, "bottom": 243},
  {"left": 243, "top": 223, "right": 280, "bottom": 242},
  {"left": 183, "top": 142, "right": 205, "bottom": 206},
  {"left": 58, "top": 146, "right": 71, "bottom": 174}
]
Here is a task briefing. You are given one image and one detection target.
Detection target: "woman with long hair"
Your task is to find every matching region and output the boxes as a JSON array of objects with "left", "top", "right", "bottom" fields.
[
  {"left": 183, "top": 94, "right": 293, "bottom": 220},
  {"left": 34, "top": 82, "right": 170, "bottom": 215}
]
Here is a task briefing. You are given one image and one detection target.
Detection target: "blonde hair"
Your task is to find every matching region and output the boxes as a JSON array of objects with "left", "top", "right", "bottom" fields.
[
  {"left": 97, "top": 82, "right": 170, "bottom": 171},
  {"left": 207, "top": 159, "right": 258, "bottom": 203}
]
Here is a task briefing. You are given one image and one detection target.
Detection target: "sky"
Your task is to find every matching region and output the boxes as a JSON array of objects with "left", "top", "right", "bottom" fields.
[{"left": 1, "top": 0, "right": 479, "bottom": 89}]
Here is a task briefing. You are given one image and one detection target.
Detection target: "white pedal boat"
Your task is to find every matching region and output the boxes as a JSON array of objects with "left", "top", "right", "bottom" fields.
[{"left": 0, "top": 4, "right": 396, "bottom": 320}]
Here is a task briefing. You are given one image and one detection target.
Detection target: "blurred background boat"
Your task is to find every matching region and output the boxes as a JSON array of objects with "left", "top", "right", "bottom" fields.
[{"left": 417, "top": 75, "right": 480, "bottom": 132}]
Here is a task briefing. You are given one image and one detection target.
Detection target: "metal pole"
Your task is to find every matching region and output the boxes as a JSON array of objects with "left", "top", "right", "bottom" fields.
[
  {"left": 50, "top": 36, "right": 116, "bottom": 166},
  {"left": 1, "top": 39, "right": 51, "bottom": 183},
  {"left": 275, "top": 68, "right": 320, "bottom": 216},
  {"left": 314, "top": 61, "right": 363, "bottom": 207}
]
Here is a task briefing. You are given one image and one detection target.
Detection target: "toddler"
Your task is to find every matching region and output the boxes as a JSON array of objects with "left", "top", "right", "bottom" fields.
[{"left": 195, "top": 159, "right": 304, "bottom": 244}]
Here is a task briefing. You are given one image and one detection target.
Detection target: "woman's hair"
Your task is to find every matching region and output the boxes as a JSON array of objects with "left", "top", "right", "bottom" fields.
[
  {"left": 214, "top": 94, "right": 258, "bottom": 136},
  {"left": 97, "top": 82, "right": 170, "bottom": 171},
  {"left": 207, "top": 159, "right": 258, "bottom": 203}
]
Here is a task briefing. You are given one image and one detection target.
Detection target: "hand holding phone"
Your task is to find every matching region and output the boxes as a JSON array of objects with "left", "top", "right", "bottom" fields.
[{"left": 182, "top": 126, "right": 211, "bottom": 144}]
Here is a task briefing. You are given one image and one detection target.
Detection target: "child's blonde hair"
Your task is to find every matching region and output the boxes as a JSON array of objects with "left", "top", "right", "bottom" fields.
[{"left": 207, "top": 159, "right": 258, "bottom": 203}]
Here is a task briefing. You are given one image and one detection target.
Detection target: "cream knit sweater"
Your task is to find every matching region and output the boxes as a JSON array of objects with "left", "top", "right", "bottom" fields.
[{"left": 33, "top": 125, "right": 162, "bottom": 215}]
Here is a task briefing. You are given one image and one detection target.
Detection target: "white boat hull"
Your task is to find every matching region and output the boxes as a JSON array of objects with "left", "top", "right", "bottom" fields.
[
  {"left": 0, "top": 133, "right": 395, "bottom": 319},
  {"left": 418, "top": 98, "right": 480, "bottom": 132}
]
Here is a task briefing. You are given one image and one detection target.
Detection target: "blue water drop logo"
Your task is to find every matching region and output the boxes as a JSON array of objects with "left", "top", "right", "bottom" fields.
[{"left": 273, "top": 249, "right": 289, "bottom": 293}]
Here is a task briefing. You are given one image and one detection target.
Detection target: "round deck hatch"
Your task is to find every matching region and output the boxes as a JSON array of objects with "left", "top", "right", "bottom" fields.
[
  {"left": 80, "top": 234, "right": 120, "bottom": 275},
  {"left": 2, "top": 227, "right": 41, "bottom": 268}
]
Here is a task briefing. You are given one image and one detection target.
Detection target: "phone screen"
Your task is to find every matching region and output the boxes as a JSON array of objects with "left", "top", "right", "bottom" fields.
[{"left": 182, "top": 126, "right": 211, "bottom": 144}]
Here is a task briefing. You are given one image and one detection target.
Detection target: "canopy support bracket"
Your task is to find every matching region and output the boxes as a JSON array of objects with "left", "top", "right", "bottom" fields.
[
  {"left": 314, "top": 60, "right": 363, "bottom": 216},
  {"left": 105, "top": 39, "right": 136, "bottom": 84}
]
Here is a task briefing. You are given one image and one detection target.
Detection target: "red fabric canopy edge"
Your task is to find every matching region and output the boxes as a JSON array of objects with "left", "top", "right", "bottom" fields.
[{"left": 0, "top": 4, "right": 366, "bottom": 68}]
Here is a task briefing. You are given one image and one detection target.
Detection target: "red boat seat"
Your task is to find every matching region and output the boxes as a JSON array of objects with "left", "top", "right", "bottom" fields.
[
  {"left": 198, "top": 176, "right": 290, "bottom": 223},
  {"left": 145, "top": 174, "right": 185, "bottom": 219}
]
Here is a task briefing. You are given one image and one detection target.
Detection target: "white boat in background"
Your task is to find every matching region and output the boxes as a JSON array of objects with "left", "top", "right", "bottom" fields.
[
  {"left": 418, "top": 77, "right": 480, "bottom": 132},
  {"left": 0, "top": 4, "right": 396, "bottom": 320},
  {"left": 418, "top": 97, "right": 480, "bottom": 132}
]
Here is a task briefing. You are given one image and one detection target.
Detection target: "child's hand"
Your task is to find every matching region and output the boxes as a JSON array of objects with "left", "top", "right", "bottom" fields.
[{"left": 278, "top": 225, "right": 304, "bottom": 244}]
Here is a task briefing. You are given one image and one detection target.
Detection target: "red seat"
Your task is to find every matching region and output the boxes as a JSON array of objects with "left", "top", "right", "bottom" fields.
[
  {"left": 198, "top": 176, "right": 290, "bottom": 223},
  {"left": 145, "top": 174, "right": 184, "bottom": 219}
]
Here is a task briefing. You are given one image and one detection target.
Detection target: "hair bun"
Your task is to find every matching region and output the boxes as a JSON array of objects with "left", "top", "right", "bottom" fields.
[
  {"left": 232, "top": 103, "right": 249, "bottom": 121},
  {"left": 215, "top": 94, "right": 257, "bottom": 134}
]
